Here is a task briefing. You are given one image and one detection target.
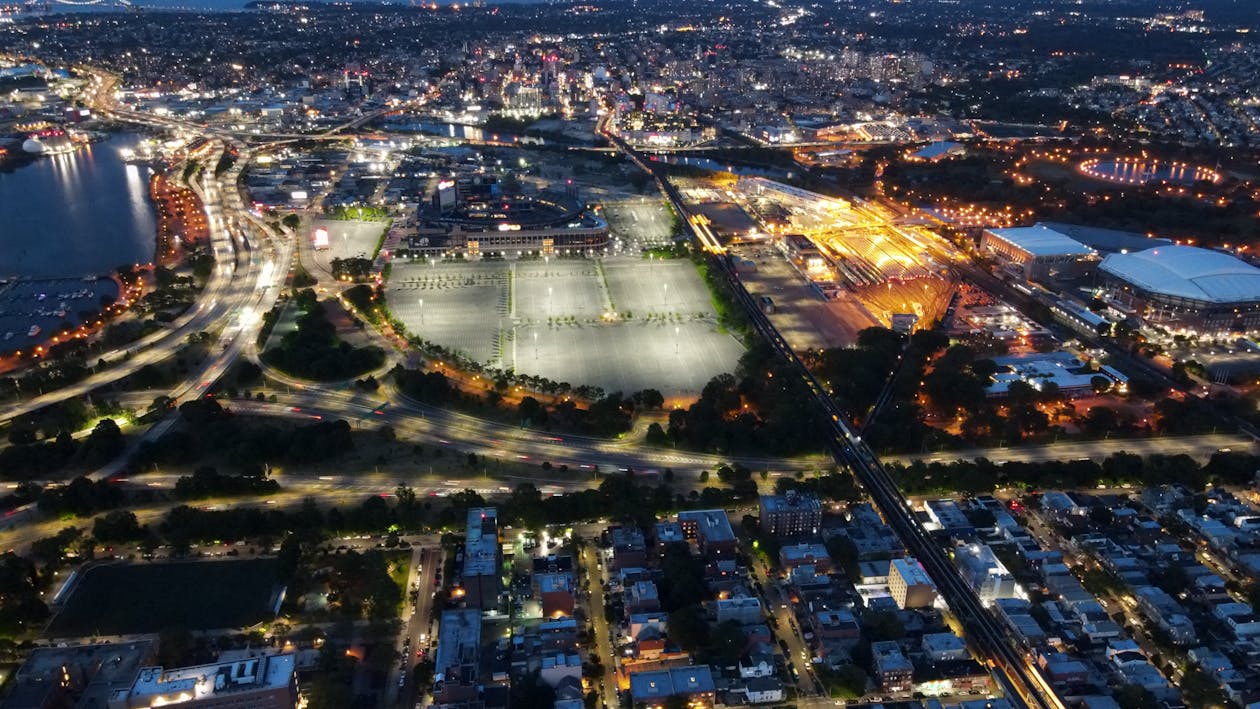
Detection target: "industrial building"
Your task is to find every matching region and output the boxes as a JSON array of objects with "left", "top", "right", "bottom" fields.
[
  {"left": 980, "top": 224, "right": 1097, "bottom": 282},
  {"left": 986, "top": 351, "right": 1129, "bottom": 399},
  {"left": 1098, "top": 245, "right": 1260, "bottom": 334}
]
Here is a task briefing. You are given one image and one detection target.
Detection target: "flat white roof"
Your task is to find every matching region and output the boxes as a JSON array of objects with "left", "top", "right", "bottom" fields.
[
  {"left": 129, "top": 653, "right": 294, "bottom": 704},
  {"left": 987, "top": 224, "right": 1095, "bottom": 257},
  {"left": 891, "top": 557, "right": 935, "bottom": 587},
  {"left": 1100, "top": 245, "right": 1260, "bottom": 304}
]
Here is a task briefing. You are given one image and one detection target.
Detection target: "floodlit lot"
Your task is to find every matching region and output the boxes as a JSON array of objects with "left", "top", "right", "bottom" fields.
[
  {"left": 388, "top": 261, "right": 508, "bottom": 363},
  {"left": 513, "top": 319, "right": 743, "bottom": 396},
  {"left": 306, "top": 217, "right": 388, "bottom": 279},
  {"left": 603, "top": 199, "right": 675, "bottom": 248},
  {"left": 311, "top": 218, "right": 386, "bottom": 261},
  {"left": 386, "top": 255, "right": 742, "bottom": 395},
  {"left": 514, "top": 260, "right": 606, "bottom": 322},
  {"left": 604, "top": 259, "right": 713, "bottom": 317}
]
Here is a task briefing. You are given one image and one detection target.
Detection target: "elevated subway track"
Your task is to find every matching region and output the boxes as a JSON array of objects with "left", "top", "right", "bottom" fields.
[{"left": 604, "top": 125, "right": 1063, "bottom": 709}]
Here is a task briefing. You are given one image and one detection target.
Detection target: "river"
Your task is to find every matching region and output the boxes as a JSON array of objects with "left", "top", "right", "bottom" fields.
[{"left": 0, "top": 132, "right": 156, "bottom": 279}]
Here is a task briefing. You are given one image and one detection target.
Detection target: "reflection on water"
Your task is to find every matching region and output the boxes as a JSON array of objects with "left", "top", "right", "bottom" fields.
[
  {"left": 0, "top": 133, "right": 156, "bottom": 278},
  {"left": 654, "top": 155, "right": 792, "bottom": 179}
]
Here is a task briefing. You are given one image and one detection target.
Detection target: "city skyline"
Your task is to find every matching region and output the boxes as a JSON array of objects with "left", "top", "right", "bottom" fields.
[{"left": 0, "top": 1, "right": 1259, "bottom": 708}]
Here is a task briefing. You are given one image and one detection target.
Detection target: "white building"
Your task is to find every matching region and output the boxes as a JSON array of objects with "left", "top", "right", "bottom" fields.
[
  {"left": 954, "top": 543, "right": 1018, "bottom": 605},
  {"left": 889, "top": 557, "right": 937, "bottom": 609}
]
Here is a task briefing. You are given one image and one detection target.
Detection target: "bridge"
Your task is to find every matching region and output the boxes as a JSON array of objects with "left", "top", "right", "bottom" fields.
[{"left": 22, "top": 0, "right": 134, "bottom": 11}]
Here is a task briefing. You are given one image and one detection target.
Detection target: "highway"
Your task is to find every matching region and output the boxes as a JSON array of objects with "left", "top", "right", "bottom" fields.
[
  {"left": 601, "top": 123, "right": 1064, "bottom": 709},
  {"left": 0, "top": 143, "right": 251, "bottom": 424},
  {"left": 886, "top": 432, "right": 1250, "bottom": 466}
]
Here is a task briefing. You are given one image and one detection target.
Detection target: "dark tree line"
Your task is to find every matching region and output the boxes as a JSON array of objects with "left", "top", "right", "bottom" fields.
[
  {"left": 135, "top": 399, "right": 355, "bottom": 470},
  {"left": 261, "top": 289, "right": 385, "bottom": 381},
  {"left": 888, "top": 451, "right": 1260, "bottom": 496},
  {"left": 0, "top": 418, "right": 125, "bottom": 481},
  {"left": 174, "top": 466, "right": 280, "bottom": 500},
  {"left": 393, "top": 365, "right": 658, "bottom": 438},
  {"left": 665, "top": 343, "right": 828, "bottom": 455}
]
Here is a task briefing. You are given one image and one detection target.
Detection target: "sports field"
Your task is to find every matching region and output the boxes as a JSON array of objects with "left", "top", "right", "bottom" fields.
[{"left": 386, "top": 255, "right": 743, "bottom": 396}]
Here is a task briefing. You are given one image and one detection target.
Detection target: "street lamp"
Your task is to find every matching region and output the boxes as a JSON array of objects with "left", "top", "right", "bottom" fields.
[
  {"left": 533, "top": 330, "right": 539, "bottom": 360},
  {"left": 675, "top": 326, "right": 680, "bottom": 356},
  {"left": 418, "top": 298, "right": 424, "bottom": 324}
]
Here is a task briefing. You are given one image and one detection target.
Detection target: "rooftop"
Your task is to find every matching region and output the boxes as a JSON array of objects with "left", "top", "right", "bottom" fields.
[
  {"left": 610, "top": 526, "right": 646, "bottom": 551},
  {"left": 537, "top": 572, "right": 574, "bottom": 595},
  {"left": 910, "top": 141, "right": 964, "bottom": 160},
  {"left": 4, "top": 641, "right": 154, "bottom": 709},
  {"left": 921, "top": 631, "right": 967, "bottom": 654},
  {"left": 464, "top": 507, "right": 499, "bottom": 578},
  {"left": 127, "top": 652, "right": 294, "bottom": 705},
  {"left": 678, "top": 509, "right": 735, "bottom": 543},
  {"left": 986, "top": 224, "right": 1096, "bottom": 258},
  {"left": 1038, "top": 221, "right": 1171, "bottom": 254},
  {"left": 891, "top": 557, "right": 935, "bottom": 587},
  {"left": 1100, "top": 245, "right": 1260, "bottom": 304},
  {"left": 780, "top": 543, "right": 830, "bottom": 563},
  {"left": 434, "top": 609, "right": 482, "bottom": 684},
  {"left": 628, "top": 666, "right": 716, "bottom": 700},
  {"left": 761, "top": 492, "right": 822, "bottom": 513}
]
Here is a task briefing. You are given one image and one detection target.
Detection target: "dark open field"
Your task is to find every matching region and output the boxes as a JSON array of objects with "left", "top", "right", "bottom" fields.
[{"left": 47, "top": 558, "right": 281, "bottom": 637}]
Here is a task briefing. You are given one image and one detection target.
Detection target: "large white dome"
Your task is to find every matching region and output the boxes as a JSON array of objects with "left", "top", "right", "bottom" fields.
[{"left": 21, "top": 138, "right": 44, "bottom": 154}]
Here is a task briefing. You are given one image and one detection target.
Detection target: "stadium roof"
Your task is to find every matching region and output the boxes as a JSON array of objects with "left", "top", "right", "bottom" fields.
[
  {"left": 910, "top": 141, "right": 964, "bottom": 160},
  {"left": 1100, "top": 245, "right": 1260, "bottom": 304},
  {"left": 986, "top": 224, "right": 1096, "bottom": 257},
  {"left": 1037, "top": 222, "right": 1171, "bottom": 254}
]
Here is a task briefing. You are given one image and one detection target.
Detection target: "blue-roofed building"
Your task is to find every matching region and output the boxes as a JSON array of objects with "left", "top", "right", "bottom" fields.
[
  {"left": 909, "top": 141, "right": 965, "bottom": 161},
  {"left": 628, "top": 666, "right": 716, "bottom": 706}
]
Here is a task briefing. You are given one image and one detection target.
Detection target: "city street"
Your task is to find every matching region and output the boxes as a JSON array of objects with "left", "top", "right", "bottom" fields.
[
  {"left": 392, "top": 545, "right": 440, "bottom": 707},
  {"left": 578, "top": 539, "right": 619, "bottom": 709}
]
